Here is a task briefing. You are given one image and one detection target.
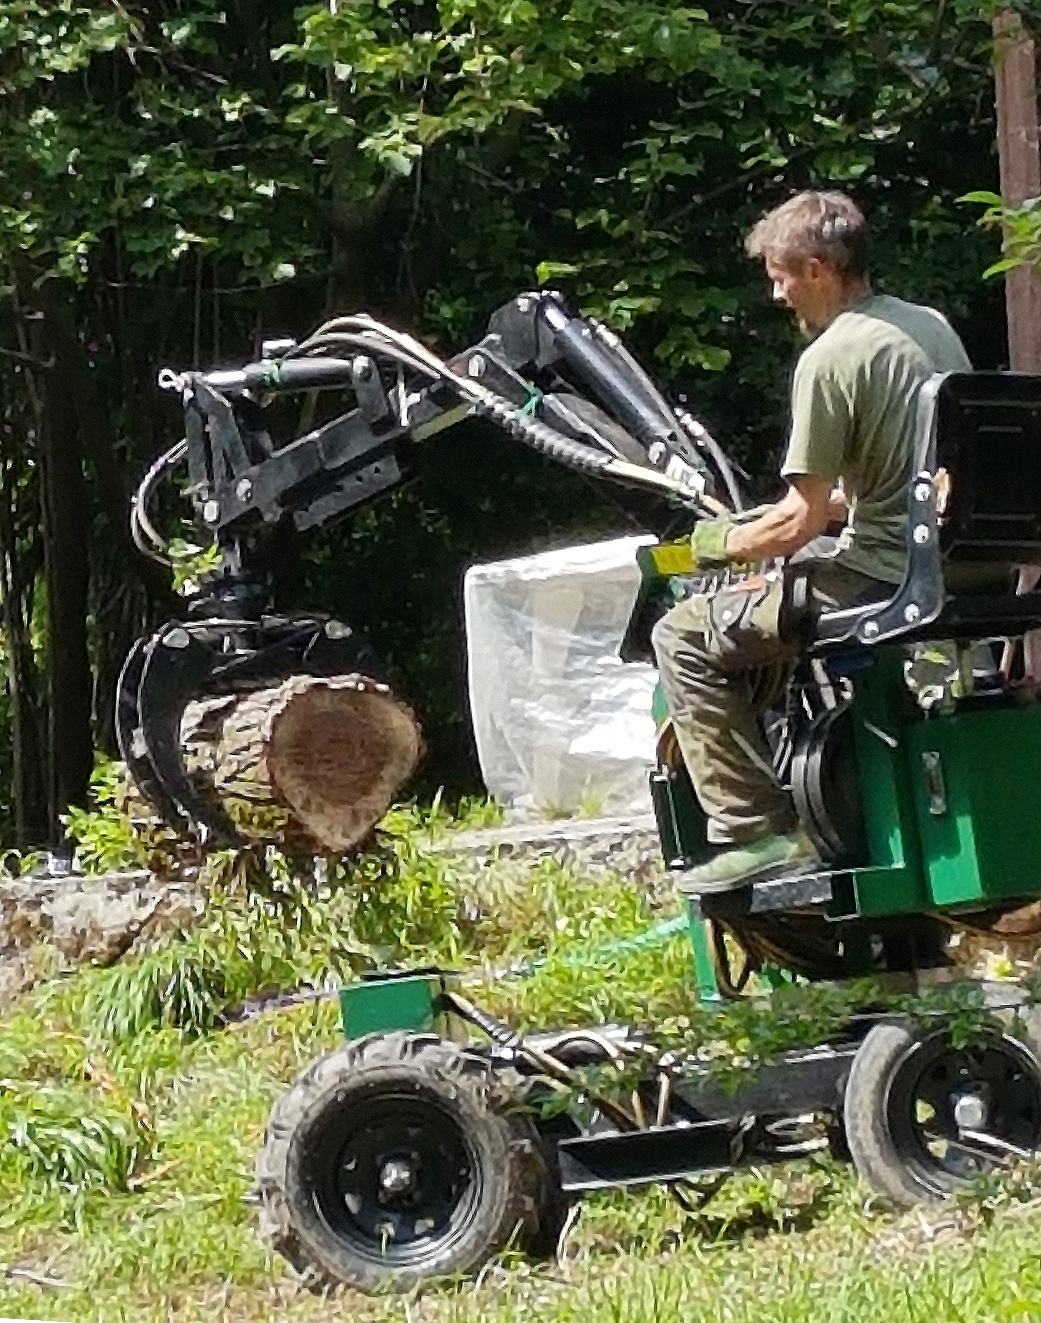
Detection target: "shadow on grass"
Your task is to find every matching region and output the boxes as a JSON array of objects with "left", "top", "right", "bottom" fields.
[
  {"left": 575, "top": 1169, "right": 850, "bottom": 1261},
  {"left": 690, "top": 1179, "right": 844, "bottom": 1245}
]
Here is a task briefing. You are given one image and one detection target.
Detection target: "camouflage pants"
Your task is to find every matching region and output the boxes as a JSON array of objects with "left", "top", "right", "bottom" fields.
[{"left": 651, "top": 560, "right": 889, "bottom": 845}]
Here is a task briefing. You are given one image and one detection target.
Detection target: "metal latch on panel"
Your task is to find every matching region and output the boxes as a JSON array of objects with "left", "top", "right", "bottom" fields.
[{"left": 921, "top": 750, "right": 947, "bottom": 815}]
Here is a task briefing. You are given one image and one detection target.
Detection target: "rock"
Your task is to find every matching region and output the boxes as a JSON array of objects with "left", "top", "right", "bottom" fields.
[
  {"left": 0, "top": 868, "right": 204, "bottom": 1003},
  {"left": 430, "top": 812, "right": 662, "bottom": 876},
  {"left": 0, "top": 813, "right": 668, "bottom": 1004}
]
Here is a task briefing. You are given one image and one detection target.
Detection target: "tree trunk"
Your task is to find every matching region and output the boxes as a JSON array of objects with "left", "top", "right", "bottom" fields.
[
  {"left": 2, "top": 296, "right": 49, "bottom": 845},
  {"left": 0, "top": 475, "right": 47, "bottom": 847},
  {"left": 28, "top": 294, "right": 94, "bottom": 830},
  {"left": 133, "top": 674, "right": 423, "bottom": 856}
]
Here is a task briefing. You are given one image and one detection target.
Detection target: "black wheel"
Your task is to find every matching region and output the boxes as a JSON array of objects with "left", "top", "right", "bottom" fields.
[
  {"left": 257, "top": 1032, "right": 563, "bottom": 1293},
  {"left": 844, "top": 1020, "right": 1041, "bottom": 1206},
  {"left": 790, "top": 703, "right": 866, "bottom": 865}
]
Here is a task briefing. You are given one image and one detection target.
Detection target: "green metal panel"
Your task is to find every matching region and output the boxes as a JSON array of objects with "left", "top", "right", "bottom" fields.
[
  {"left": 687, "top": 902, "right": 794, "bottom": 996},
  {"left": 650, "top": 767, "right": 710, "bottom": 869},
  {"left": 758, "top": 963, "right": 797, "bottom": 989},
  {"left": 842, "top": 650, "right": 930, "bottom": 918},
  {"left": 904, "top": 703, "right": 1041, "bottom": 906},
  {"left": 340, "top": 974, "right": 442, "bottom": 1040}
]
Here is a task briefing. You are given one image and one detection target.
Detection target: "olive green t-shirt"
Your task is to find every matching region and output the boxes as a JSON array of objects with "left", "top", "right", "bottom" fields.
[{"left": 781, "top": 293, "right": 971, "bottom": 584}]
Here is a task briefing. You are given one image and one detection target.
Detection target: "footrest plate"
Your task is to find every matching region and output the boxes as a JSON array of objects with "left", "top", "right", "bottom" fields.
[{"left": 685, "top": 869, "right": 835, "bottom": 919}]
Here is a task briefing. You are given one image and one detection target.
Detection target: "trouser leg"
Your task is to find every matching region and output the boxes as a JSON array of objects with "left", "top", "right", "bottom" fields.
[
  {"left": 651, "top": 576, "right": 794, "bottom": 845},
  {"left": 651, "top": 563, "right": 891, "bottom": 847}
]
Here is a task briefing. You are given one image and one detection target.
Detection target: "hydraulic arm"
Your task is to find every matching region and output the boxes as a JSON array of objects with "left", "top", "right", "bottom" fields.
[{"left": 119, "top": 290, "right": 743, "bottom": 843}]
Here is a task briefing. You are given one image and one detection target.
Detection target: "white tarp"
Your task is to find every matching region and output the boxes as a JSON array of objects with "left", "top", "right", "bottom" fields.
[{"left": 463, "top": 536, "right": 658, "bottom": 815}]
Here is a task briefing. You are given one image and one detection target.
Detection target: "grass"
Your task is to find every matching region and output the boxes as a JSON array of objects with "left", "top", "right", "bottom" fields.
[{"left": 4, "top": 814, "right": 1041, "bottom": 1321}]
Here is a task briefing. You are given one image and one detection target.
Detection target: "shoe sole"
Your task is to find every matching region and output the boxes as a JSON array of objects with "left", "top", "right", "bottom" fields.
[{"left": 681, "top": 854, "right": 822, "bottom": 897}]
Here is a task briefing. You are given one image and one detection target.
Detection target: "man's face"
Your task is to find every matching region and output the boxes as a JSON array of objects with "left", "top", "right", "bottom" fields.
[{"left": 764, "top": 253, "right": 843, "bottom": 338}]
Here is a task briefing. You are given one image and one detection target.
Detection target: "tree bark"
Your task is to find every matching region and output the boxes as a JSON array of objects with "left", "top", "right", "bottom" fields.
[
  {"left": 0, "top": 449, "right": 47, "bottom": 846},
  {"left": 35, "top": 324, "right": 94, "bottom": 827},
  {"left": 15, "top": 279, "right": 96, "bottom": 831},
  {"left": 993, "top": 8, "right": 1041, "bottom": 371},
  {"left": 139, "top": 674, "right": 424, "bottom": 855}
]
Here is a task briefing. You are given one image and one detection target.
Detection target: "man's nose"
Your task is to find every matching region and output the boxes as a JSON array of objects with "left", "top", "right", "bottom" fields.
[{"left": 772, "top": 280, "right": 787, "bottom": 304}]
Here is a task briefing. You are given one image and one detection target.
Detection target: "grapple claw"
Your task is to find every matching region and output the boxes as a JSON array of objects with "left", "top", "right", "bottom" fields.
[
  {"left": 116, "top": 622, "right": 242, "bottom": 843},
  {"left": 116, "top": 613, "right": 377, "bottom": 846}
]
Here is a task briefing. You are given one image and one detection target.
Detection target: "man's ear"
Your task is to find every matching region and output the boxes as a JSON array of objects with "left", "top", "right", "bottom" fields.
[{"left": 803, "top": 256, "right": 825, "bottom": 282}]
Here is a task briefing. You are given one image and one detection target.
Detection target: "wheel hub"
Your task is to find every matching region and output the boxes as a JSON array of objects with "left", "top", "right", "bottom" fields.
[
  {"left": 951, "top": 1088, "right": 989, "bottom": 1133},
  {"left": 310, "top": 1091, "right": 483, "bottom": 1267},
  {"left": 378, "top": 1156, "right": 419, "bottom": 1198}
]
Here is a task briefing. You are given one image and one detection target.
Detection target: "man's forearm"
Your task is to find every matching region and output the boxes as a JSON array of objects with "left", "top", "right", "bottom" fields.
[{"left": 725, "top": 503, "right": 816, "bottom": 561}]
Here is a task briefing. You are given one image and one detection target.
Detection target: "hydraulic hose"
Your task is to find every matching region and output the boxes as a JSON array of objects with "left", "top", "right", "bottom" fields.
[
  {"left": 540, "top": 300, "right": 682, "bottom": 457},
  {"left": 155, "top": 312, "right": 712, "bottom": 532},
  {"left": 130, "top": 437, "right": 189, "bottom": 565},
  {"left": 470, "top": 393, "right": 614, "bottom": 475},
  {"left": 676, "top": 410, "right": 747, "bottom": 513},
  {"left": 470, "top": 390, "right": 711, "bottom": 511},
  {"left": 445, "top": 989, "right": 639, "bottom": 1131},
  {"left": 589, "top": 319, "right": 683, "bottom": 439}
]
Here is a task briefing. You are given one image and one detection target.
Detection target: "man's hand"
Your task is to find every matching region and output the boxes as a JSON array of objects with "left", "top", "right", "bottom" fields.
[{"left": 689, "top": 518, "right": 734, "bottom": 569}]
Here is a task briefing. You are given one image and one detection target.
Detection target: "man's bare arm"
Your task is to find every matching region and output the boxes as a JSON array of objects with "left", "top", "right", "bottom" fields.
[{"left": 725, "top": 475, "right": 833, "bottom": 561}]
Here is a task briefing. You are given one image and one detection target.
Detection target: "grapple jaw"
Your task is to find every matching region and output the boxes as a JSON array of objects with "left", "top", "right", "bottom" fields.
[{"left": 115, "top": 611, "right": 378, "bottom": 846}]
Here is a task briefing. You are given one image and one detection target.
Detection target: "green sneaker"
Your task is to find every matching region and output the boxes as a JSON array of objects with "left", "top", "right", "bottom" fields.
[{"left": 678, "top": 830, "right": 821, "bottom": 896}]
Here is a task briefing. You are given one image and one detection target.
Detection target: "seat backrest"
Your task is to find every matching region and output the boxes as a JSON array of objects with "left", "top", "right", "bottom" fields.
[
  {"left": 935, "top": 371, "right": 1041, "bottom": 567},
  {"left": 811, "top": 371, "right": 1041, "bottom": 652}
]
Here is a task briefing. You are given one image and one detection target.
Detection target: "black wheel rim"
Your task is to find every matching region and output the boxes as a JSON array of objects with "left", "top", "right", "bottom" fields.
[
  {"left": 307, "top": 1091, "right": 483, "bottom": 1267},
  {"left": 885, "top": 1030, "right": 1041, "bottom": 1196}
]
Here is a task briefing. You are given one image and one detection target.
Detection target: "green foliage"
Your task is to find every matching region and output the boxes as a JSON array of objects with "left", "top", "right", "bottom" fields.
[
  {"left": 0, "top": 1083, "right": 147, "bottom": 1203},
  {"left": 78, "top": 937, "right": 241, "bottom": 1041},
  {"left": 55, "top": 791, "right": 506, "bottom": 1040},
  {"left": 963, "top": 189, "right": 1041, "bottom": 278},
  {"left": 69, "top": 862, "right": 364, "bottom": 1040},
  {"left": 0, "top": 1008, "right": 154, "bottom": 1206},
  {"left": 63, "top": 758, "right": 154, "bottom": 873},
  {"left": 0, "top": 0, "right": 1023, "bottom": 829},
  {"left": 166, "top": 536, "right": 224, "bottom": 597},
  {"left": 8, "top": 798, "right": 1041, "bottom": 1315}
]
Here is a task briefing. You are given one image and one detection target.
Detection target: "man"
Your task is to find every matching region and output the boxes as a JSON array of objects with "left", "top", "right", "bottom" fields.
[{"left": 651, "top": 189, "right": 971, "bottom": 894}]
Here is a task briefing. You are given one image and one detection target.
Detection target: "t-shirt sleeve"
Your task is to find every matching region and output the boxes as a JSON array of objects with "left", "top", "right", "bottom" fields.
[{"left": 780, "top": 350, "right": 853, "bottom": 484}]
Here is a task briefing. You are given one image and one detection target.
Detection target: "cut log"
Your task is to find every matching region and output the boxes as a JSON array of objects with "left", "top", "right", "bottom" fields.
[{"left": 173, "top": 673, "right": 423, "bottom": 854}]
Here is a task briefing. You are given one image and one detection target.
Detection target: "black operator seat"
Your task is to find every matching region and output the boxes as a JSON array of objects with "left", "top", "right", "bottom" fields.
[{"left": 805, "top": 371, "right": 1041, "bottom": 656}]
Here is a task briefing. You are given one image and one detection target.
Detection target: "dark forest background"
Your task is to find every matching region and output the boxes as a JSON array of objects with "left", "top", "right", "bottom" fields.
[{"left": 0, "top": 0, "right": 1025, "bottom": 845}]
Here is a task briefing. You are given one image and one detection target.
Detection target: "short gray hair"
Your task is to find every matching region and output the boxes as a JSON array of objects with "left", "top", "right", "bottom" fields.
[{"left": 745, "top": 190, "right": 869, "bottom": 279}]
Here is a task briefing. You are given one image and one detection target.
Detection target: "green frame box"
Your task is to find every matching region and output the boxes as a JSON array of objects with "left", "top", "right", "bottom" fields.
[
  {"left": 904, "top": 703, "right": 1041, "bottom": 907},
  {"left": 340, "top": 973, "right": 451, "bottom": 1040}
]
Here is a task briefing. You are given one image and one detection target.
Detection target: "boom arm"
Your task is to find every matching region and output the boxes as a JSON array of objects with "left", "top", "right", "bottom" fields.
[
  {"left": 147, "top": 290, "right": 720, "bottom": 556},
  {"left": 120, "top": 290, "right": 743, "bottom": 844}
]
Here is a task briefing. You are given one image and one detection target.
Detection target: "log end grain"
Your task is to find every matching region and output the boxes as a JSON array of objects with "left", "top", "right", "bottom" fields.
[{"left": 266, "top": 677, "right": 423, "bottom": 854}]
